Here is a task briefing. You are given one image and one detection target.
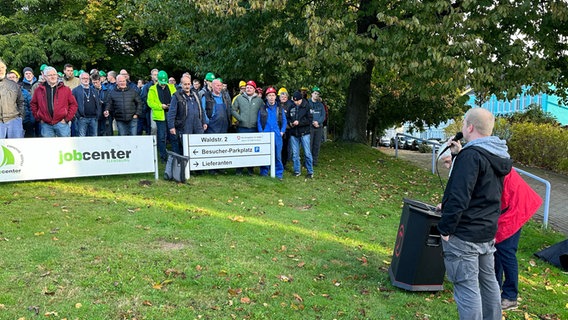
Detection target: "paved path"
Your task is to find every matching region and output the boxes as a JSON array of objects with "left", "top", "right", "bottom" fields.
[{"left": 378, "top": 147, "right": 568, "bottom": 236}]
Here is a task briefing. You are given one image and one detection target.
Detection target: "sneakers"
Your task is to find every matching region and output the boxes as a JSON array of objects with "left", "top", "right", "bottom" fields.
[
  {"left": 294, "top": 172, "right": 301, "bottom": 177},
  {"left": 306, "top": 173, "right": 313, "bottom": 179},
  {"left": 501, "top": 298, "right": 518, "bottom": 311}
]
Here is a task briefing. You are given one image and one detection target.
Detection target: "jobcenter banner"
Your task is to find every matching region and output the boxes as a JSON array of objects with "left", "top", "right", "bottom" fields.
[{"left": 0, "top": 136, "right": 156, "bottom": 182}]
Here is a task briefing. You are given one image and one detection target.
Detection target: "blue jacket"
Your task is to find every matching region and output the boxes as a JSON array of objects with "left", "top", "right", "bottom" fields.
[{"left": 258, "top": 102, "right": 287, "bottom": 136}]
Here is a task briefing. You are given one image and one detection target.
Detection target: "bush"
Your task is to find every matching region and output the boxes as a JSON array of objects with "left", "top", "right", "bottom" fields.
[
  {"left": 508, "top": 122, "right": 568, "bottom": 174},
  {"left": 418, "top": 143, "right": 432, "bottom": 153}
]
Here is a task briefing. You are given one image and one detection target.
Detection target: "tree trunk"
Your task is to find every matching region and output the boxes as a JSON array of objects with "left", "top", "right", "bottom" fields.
[
  {"left": 341, "top": 0, "right": 378, "bottom": 144},
  {"left": 341, "top": 60, "right": 374, "bottom": 143}
]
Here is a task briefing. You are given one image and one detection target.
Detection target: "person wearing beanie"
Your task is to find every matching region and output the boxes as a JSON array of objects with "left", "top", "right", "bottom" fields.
[
  {"left": 0, "top": 58, "right": 25, "bottom": 138},
  {"left": 21, "top": 66, "right": 37, "bottom": 92},
  {"left": 231, "top": 80, "right": 264, "bottom": 175},
  {"left": 288, "top": 90, "right": 314, "bottom": 178},
  {"left": 308, "top": 86, "right": 325, "bottom": 166}
]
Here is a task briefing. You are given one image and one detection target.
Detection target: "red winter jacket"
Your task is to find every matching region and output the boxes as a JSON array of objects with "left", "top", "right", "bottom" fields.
[
  {"left": 495, "top": 168, "right": 543, "bottom": 243},
  {"left": 31, "top": 82, "right": 78, "bottom": 125}
]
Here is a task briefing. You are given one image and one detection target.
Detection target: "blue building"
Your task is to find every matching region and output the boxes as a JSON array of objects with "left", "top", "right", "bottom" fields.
[{"left": 467, "top": 87, "right": 568, "bottom": 125}]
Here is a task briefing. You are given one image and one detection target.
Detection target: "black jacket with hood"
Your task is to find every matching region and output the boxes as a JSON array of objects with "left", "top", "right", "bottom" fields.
[{"left": 438, "top": 137, "right": 513, "bottom": 243}]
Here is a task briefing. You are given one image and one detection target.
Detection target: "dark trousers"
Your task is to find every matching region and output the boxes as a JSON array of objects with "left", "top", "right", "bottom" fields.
[
  {"left": 495, "top": 228, "right": 522, "bottom": 300},
  {"left": 310, "top": 126, "right": 323, "bottom": 166}
]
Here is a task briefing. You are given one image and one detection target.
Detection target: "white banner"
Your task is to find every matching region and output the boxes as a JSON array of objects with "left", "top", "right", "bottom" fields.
[{"left": 0, "top": 136, "right": 157, "bottom": 182}]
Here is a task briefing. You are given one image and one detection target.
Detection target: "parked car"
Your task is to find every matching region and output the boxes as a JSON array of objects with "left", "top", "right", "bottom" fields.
[
  {"left": 404, "top": 137, "right": 418, "bottom": 150},
  {"left": 378, "top": 137, "right": 391, "bottom": 147},
  {"left": 390, "top": 136, "right": 405, "bottom": 148}
]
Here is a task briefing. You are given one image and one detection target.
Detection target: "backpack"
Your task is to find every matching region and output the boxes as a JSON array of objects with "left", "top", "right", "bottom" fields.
[{"left": 164, "top": 151, "right": 190, "bottom": 183}]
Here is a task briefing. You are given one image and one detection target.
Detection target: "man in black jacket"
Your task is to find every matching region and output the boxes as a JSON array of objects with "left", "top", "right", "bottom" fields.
[
  {"left": 288, "top": 91, "right": 313, "bottom": 178},
  {"left": 104, "top": 75, "right": 142, "bottom": 136},
  {"left": 438, "top": 108, "right": 512, "bottom": 319}
]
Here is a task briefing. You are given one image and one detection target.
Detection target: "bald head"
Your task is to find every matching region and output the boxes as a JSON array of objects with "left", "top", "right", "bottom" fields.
[{"left": 464, "top": 108, "right": 494, "bottom": 137}]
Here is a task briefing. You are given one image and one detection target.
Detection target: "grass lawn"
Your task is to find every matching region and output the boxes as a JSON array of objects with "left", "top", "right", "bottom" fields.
[{"left": 0, "top": 142, "right": 566, "bottom": 319}]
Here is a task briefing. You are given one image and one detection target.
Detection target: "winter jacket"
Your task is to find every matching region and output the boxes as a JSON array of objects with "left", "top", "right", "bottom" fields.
[
  {"left": 20, "top": 77, "right": 37, "bottom": 92},
  {"left": 0, "top": 78, "right": 24, "bottom": 122},
  {"left": 147, "top": 83, "right": 177, "bottom": 121},
  {"left": 287, "top": 99, "right": 312, "bottom": 137},
  {"left": 72, "top": 85, "right": 101, "bottom": 119},
  {"left": 105, "top": 86, "right": 142, "bottom": 122},
  {"left": 31, "top": 82, "right": 78, "bottom": 125},
  {"left": 438, "top": 137, "right": 513, "bottom": 243},
  {"left": 232, "top": 93, "right": 264, "bottom": 129},
  {"left": 495, "top": 169, "right": 542, "bottom": 243}
]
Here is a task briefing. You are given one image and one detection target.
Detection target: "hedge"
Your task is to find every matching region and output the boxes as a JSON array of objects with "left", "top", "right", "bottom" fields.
[{"left": 508, "top": 122, "right": 568, "bottom": 174}]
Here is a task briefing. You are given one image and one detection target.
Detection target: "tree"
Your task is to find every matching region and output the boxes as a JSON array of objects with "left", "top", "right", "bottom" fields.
[{"left": 2, "top": 0, "right": 566, "bottom": 143}]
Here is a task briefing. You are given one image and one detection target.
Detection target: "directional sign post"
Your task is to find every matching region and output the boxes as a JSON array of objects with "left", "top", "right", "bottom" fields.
[{"left": 181, "top": 133, "right": 275, "bottom": 178}]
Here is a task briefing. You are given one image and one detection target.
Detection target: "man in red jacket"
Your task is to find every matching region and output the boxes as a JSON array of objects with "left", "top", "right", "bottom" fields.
[
  {"left": 494, "top": 168, "right": 542, "bottom": 310},
  {"left": 31, "top": 66, "right": 78, "bottom": 137}
]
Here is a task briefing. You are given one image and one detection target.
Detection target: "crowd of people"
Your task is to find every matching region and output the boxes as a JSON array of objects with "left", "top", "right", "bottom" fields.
[{"left": 0, "top": 59, "right": 329, "bottom": 180}]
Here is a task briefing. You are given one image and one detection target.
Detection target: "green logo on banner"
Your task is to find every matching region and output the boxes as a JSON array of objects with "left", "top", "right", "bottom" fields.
[{"left": 0, "top": 145, "right": 15, "bottom": 167}]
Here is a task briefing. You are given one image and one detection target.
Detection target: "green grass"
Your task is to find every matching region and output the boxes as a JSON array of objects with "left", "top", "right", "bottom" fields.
[{"left": 0, "top": 142, "right": 566, "bottom": 319}]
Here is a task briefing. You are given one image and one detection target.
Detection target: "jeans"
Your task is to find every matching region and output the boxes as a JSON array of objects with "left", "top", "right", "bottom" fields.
[
  {"left": 41, "top": 121, "right": 71, "bottom": 137},
  {"left": 116, "top": 119, "right": 138, "bottom": 136},
  {"left": 442, "top": 236, "right": 502, "bottom": 320},
  {"left": 155, "top": 120, "right": 169, "bottom": 162},
  {"left": 495, "top": 228, "right": 522, "bottom": 301},
  {"left": 290, "top": 134, "right": 313, "bottom": 175},
  {"left": 77, "top": 117, "right": 98, "bottom": 137},
  {"left": 0, "top": 117, "right": 24, "bottom": 138}
]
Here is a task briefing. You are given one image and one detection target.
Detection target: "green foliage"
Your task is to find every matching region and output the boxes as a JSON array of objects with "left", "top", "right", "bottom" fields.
[
  {"left": 508, "top": 123, "right": 568, "bottom": 174},
  {"left": 502, "top": 104, "right": 560, "bottom": 126},
  {"left": 1, "top": 0, "right": 567, "bottom": 140}
]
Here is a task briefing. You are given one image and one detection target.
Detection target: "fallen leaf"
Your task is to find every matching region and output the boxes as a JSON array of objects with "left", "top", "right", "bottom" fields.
[
  {"left": 297, "top": 262, "right": 305, "bottom": 268},
  {"left": 293, "top": 293, "right": 303, "bottom": 302},
  {"left": 143, "top": 300, "right": 152, "bottom": 306},
  {"left": 292, "top": 220, "right": 299, "bottom": 224},
  {"left": 75, "top": 303, "right": 82, "bottom": 308},
  {"left": 229, "top": 216, "right": 245, "bottom": 222},
  {"left": 240, "top": 297, "right": 251, "bottom": 304},
  {"left": 34, "top": 232, "right": 45, "bottom": 236},
  {"left": 228, "top": 288, "right": 242, "bottom": 296},
  {"left": 195, "top": 265, "right": 203, "bottom": 271},
  {"left": 44, "top": 311, "right": 58, "bottom": 317},
  {"left": 529, "top": 259, "right": 536, "bottom": 267}
]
